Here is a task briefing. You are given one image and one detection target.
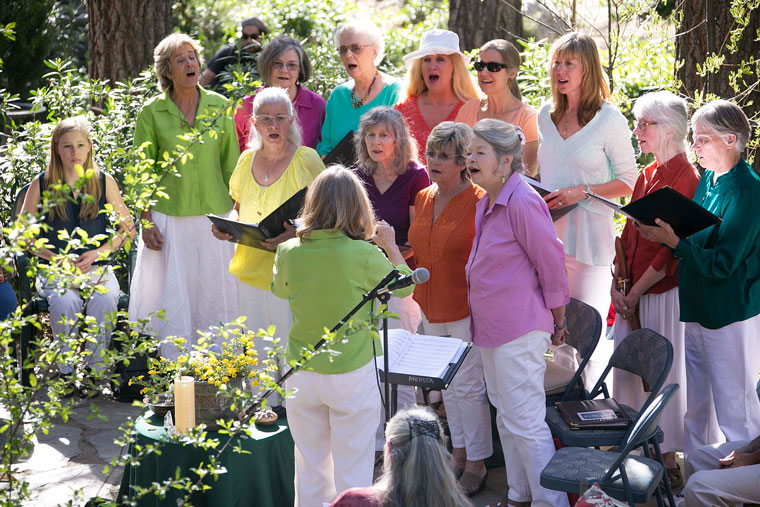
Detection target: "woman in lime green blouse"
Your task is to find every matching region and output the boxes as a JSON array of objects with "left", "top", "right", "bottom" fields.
[
  {"left": 129, "top": 33, "right": 240, "bottom": 359},
  {"left": 638, "top": 100, "right": 760, "bottom": 454},
  {"left": 272, "top": 166, "right": 412, "bottom": 506}
]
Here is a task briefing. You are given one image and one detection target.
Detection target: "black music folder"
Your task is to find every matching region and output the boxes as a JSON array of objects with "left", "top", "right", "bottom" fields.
[
  {"left": 585, "top": 186, "right": 722, "bottom": 238},
  {"left": 323, "top": 130, "right": 357, "bottom": 167},
  {"left": 557, "top": 398, "right": 632, "bottom": 429},
  {"left": 207, "top": 187, "right": 307, "bottom": 251},
  {"left": 376, "top": 329, "right": 471, "bottom": 390},
  {"left": 520, "top": 174, "right": 578, "bottom": 221}
]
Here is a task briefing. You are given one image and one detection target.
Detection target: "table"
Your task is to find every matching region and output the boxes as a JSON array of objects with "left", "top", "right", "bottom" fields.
[{"left": 117, "top": 411, "right": 295, "bottom": 507}]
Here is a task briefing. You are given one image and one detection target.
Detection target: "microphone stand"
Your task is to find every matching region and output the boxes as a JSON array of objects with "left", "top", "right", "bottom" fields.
[
  {"left": 240, "top": 268, "right": 400, "bottom": 422},
  {"left": 375, "top": 290, "right": 394, "bottom": 423}
]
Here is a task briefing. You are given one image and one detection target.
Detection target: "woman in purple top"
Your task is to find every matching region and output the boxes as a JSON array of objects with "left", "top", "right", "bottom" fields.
[
  {"left": 465, "top": 119, "right": 569, "bottom": 507},
  {"left": 235, "top": 36, "right": 326, "bottom": 151}
]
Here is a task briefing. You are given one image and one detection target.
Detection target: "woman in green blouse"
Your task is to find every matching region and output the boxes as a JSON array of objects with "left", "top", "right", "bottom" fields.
[
  {"left": 128, "top": 33, "right": 240, "bottom": 359},
  {"left": 639, "top": 100, "right": 760, "bottom": 454},
  {"left": 272, "top": 166, "right": 413, "bottom": 506}
]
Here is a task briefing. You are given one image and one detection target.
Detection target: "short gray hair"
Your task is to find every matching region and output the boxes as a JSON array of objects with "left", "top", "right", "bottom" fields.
[
  {"left": 426, "top": 122, "right": 472, "bottom": 181},
  {"left": 633, "top": 91, "right": 689, "bottom": 154},
  {"left": 248, "top": 87, "right": 303, "bottom": 151},
  {"left": 691, "top": 99, "right": 751, "bottom": 154},
  {"left": 472, "top": 118, "right": 524, "bottom": 175},
  {"left": 334, "top": 19, "right": 385, "bottom": 67},
  {"left": 153, "top": 33, "right": 204, "bottom": 92},
  {"left": 355, "top": 106, "right": 417, "bottom": 175},
  {"left": 258, "top": 35, "right": 313, "bottom": 85}
]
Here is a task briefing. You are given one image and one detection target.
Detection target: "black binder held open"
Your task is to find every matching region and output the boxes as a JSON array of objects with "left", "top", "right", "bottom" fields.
[
  {"left": 586, "top": 186, "right": 722, "bottom": 238},
  {"left": 207, "top": 187, "right": 307, "bottom": 251},
  {"left": 323, "top": 130, "right": 357, "bottom": 167}
]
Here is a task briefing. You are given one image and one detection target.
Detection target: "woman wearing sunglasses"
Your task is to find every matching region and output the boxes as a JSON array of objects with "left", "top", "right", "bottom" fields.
[
  {"left": 455, "top": 39, "right": 538, "bottom": 176},
  {"left": 396, "top": 29, "right": 480, "bottom": 165},
  {"left": 317, "top": 20, "right": 401, "bottom": 158}
]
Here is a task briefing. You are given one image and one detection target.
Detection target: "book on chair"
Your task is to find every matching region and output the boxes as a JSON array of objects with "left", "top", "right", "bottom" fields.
[{"left": 557, "top": 398, "right": 632, "bottom": 429}]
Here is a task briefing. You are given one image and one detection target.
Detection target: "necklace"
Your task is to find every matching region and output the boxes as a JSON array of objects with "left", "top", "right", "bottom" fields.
[
  {"left": 435, "top": 180, "right": 467, "bottom": 198},
  {"left": 561, "top": 109, "right": 576, "bottom": 136},
  {"left": 351, "top": 72, "right": 379, "bottom": 109}
]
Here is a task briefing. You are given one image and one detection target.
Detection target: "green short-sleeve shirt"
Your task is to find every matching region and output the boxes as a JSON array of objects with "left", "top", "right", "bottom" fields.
[{"left": 272, "top": 230, "right": 413, "bottom": 374}]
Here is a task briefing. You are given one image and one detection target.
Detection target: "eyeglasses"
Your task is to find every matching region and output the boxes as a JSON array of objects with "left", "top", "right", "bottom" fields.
[
  {"left": 633, "top": 120, "right": 658, "bottom": 131},
  {"left": 255, "top": 114, "right": 291, "bottom": 125},
  {"left": 692, "top": 134, "right": 722, "bottom": 146},
  {"left": 272, "top": 61, "right": 299, "bottom": 72},
  {"left": 337, "top": 44, "right": 372, "bottom": 56},
  {"left": 242, "top": 32, "right": 262, "bottom": 41},
  {"left": 473, "top": 61, "right": 508, "bottom": 72},
  {"left": 425, "top": 151, "right": 462, "bottom": 162}
]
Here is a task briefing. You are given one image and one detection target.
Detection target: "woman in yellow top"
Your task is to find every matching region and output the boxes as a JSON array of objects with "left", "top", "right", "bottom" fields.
[
  {"left": 212, "top": 87, "right": 324, "bottom": 397},
  {"left": 455, "top": 39, "right": 538, "bottom": 176}
]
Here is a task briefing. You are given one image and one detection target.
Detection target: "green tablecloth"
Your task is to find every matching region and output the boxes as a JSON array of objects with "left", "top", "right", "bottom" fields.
[{"left": 117, "top": 411, "right": 295, "bottom": 507}]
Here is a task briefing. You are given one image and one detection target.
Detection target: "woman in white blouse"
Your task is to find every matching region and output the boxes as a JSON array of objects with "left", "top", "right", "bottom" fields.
[{"left": 537, "top": 32, "right": 637, "bottom": 391}]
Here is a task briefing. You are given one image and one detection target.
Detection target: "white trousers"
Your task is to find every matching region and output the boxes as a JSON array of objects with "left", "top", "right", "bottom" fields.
[
  {"left": 128, "top": 212, "right": 238, "bottom": 359},
  {"left": 612, "top": 287, "right": 686, "bottom": 454},
  {"left": 39, "top": 269, "right": 120, "bottom": 374},
  {"left": 421, "top": 315, "right": 492, "bottom": 461},
  {"left": 684, "top": 440, "right": 760, "bottom": 506},
  {"left": 286, "top": 361, "right": 381, "bottom": 507},
  {"left": 481, "top": 330, "right": 570, "bottom": 507},
  {"left": 552, "top": 254, "right": 613, "bottom": 394},
  {"left": 237, "top": 280, "right": 291, "bottom": 406},
  {"left": 683, "top": 315, "right": 760, "bottom": 453}
]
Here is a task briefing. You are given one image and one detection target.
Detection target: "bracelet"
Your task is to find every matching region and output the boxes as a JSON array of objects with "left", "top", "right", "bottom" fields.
[{"left": 554, "top": 317, "right": 567, "bottom": 331}]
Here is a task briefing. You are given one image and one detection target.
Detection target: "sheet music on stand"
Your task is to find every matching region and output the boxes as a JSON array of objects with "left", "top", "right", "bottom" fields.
[{"left": 376, "top": 329, "right": 470, "bottom": 389}]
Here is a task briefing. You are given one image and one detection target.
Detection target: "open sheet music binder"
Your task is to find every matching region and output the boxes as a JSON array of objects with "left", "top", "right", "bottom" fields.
[
  {"left": 519, "top": 174, "right": 577, "bottom": 221},
  {"left": 376, "top": 329, "right": 472, "bottom": 390}
]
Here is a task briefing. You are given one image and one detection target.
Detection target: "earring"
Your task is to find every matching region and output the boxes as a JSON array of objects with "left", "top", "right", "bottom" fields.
[{"left": 501, "top": 175, "right": 506, "bottom": 184}]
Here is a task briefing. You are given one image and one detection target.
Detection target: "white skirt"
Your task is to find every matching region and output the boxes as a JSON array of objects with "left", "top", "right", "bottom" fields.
[
  {"left": 612, "top": 287, "right": 686, "bottom": 453},
  {"left": 128, "top": 211, "right": 239, "bottom": 359}
]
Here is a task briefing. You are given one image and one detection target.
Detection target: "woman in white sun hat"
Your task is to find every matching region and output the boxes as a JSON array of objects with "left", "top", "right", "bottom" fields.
[{"left": 396, "top": 29, "right": 479, "bottom": 165}]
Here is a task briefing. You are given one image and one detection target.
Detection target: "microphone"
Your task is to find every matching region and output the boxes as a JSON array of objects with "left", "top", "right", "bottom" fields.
[{"left": 378, "top": 268, "right": 430, "bottom": 294}]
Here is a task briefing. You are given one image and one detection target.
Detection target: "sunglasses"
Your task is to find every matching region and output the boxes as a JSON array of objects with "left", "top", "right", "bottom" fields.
[
  {"left": 242, "top": 32, "right": 261, "bottom": 41},
  {"left": 473, "top": 61, "right": 508, "bottom": 72},
  {"left": 337, "top": 44, "right": 372, "bottom": 56}
]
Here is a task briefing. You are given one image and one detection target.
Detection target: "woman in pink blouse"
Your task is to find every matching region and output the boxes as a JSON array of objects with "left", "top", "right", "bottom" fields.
[{"left": 466, "top": 119, "right": 569, "bottom": 507}]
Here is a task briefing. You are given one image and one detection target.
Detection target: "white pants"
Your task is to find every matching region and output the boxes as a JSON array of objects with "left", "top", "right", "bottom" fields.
[
  {"left": 421, "top": 315, "right": 492, "bottom": 461},
  {"left": 684, "top": 440, "right": 760, "bottom": 506},
  {"left": 237, "top": 280, "right": 291, "bottom": 406},
  {"left": 286, "top": 361, "right": 381, "bottom": 507},
  {"left": 128, "top": 212, "right": 238, "bottom": 360},
  {"left": 374, "top": 294, "right": 420, "bottom": 450},
  {"left": 39, "top": 269, "right": 120, "bottom": 374},
  {"left": 552, "top": 254, "right": 613, "bottom": 394},
  {"left": 683, "top": 315, "right": 760, "bottom": 453},
  {"left": 481, "top": 330, "right": 570, "bottom": 507},
  {"left": 612, "top": 287, "right": 686, "bottom": 454}
]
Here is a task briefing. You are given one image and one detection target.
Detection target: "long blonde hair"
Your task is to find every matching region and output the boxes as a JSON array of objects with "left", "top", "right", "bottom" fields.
[
  {"left": 401, "top": 55, "right": 480, "bottom": 102},
  {"left": 296, "top": 166, "right": 376, "bottom": 241},
  {"left": 549, "top": 32, "right": 609, "bottom": 127},
  {"left": 47, "top": 116, "right": 101, "bottom": 221}
]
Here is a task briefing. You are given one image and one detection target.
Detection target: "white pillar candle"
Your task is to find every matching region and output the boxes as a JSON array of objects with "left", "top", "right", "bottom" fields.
[{"left": 174, "top": 376, "right": 195, "bottom": 434}]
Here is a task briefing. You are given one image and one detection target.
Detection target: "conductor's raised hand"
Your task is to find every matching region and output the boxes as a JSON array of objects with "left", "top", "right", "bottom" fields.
[
  {"left": 261, "top": 221, "right": 297, "bottom": 251},
  {"left": 372, "top": 221, "right": 396, "bottom": 250},
  {"left": 211, "top": 224, "right": 233, "bottom": 241}
]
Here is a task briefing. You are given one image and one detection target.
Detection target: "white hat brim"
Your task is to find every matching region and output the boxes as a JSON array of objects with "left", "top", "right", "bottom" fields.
[{"left": 402, "top": 48, "right": 470, "bottom": 68}]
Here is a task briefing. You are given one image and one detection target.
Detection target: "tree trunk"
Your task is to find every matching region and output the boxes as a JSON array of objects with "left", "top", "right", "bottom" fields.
[
  {"left": 88, "top": 0, "right": 173, "bottom": 84},
  {"left": 449, "top": 0, "right": 522, "bottom": 52},
  {"left": 676, "top": 2, "right": 760, "bottom": 170}
]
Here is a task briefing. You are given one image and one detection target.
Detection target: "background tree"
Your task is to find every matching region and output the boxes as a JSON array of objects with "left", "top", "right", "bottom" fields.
[
  {"left": 0, "top": 0, "right": 55, "bottom": 96},
  {"left": 449, "top": 0, "right": 522, "bottom": 50},
  {"left": 88, "top": 0, "right": 173, "bottom": 84},
  {"left": 676, "top": 1, "right": 759, "bottom": 168}
]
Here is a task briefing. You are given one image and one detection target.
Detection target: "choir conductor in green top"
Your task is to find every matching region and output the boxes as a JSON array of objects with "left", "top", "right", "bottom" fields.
[
  {"left": 272, "top": 166, "right": 413, "bottom": 507},
  {"left": 637, "top": 99, "right": 760, "bottom": 456},
  {"left": 128, "top": 33, "right": 241, "bottom": 359}
]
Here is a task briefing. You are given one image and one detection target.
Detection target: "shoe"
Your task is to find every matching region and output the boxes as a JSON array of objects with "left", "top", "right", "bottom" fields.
[
  {"left": 505, "top": 499, "right": 531, "bottom": 507},
  {"left": 666, "top": 463, "right": 683, "bottom": 489},
  {"left": 459, "top": 471, "right": 488, "bottom": 497}
]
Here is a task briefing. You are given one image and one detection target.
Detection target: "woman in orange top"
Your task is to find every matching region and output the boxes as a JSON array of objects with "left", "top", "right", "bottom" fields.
[{"left": 407, "top": 121, "right": 490, "bottom": 496}]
